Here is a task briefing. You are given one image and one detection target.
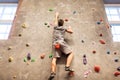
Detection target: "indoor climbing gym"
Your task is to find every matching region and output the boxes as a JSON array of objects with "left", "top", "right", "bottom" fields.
[{"left": 0, "top": 0, "right": 120, "bottom": 80}]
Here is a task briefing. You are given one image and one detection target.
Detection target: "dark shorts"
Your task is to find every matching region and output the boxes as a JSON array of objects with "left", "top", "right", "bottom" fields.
[{"left": 53, "top": 41, "right": 72, "bottom": 58}]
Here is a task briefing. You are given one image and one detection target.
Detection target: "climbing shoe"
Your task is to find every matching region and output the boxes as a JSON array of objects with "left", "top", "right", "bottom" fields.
[
  {"left": 65, "top": 66, "right": 73, "bottom": 71},
  {"left": 48, "top": 72, "right": 56, "bottom": 80}
]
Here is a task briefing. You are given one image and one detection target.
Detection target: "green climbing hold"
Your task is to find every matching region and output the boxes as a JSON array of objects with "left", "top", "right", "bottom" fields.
[
  {"left": 24, "top": 57, "right": 27, "bottom": 62},
  {"left": 31, "top": 58, "right": 35, "bottom": 62},
  {"left": 49, "top": 9, "right": 53, "bottom": 12},
  {"left": 49, "top": 54, "right": 53, "bottom": 58}
]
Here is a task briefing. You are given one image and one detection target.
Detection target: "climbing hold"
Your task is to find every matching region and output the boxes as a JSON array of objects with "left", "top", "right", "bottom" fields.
[
  {"left": 31, "top": 58, "right": 35, "bottom": 62},
  {"left": 8, "top": 46, "right": 12, "bottom": 50},
  {"left": 106, "top": 24, "right": 110, "bottom": 29},
  {"left": 49, "top": 22, "right": 55, "bottom": 27},
  {"left": 99, "top": 33, "right": 103, "bottom": 37},
  {"left": 92, "top": 50, "right": 96, "bottom": 54},
  {"left": 68, "top": 71, "right": 74, "bottom": 76},
  {"left": 49, "top": 54, "right": 53, "bottom": 58},
  {"left": 40, "top": 54, "right": 45, "bottom": 59},
  {"left": 18, "top": 33, "right": 22, "bottom": 37},
  {"left": 8, "top": 57, "right": 13, "bottom": 62},
  {"left": 49, "top": 8, "right": 53, "bottom": 12},
  {"left": 55, "top": 43, "right": 60, "bottom": 49},
  {"left": 47, "top": 25, "right": 50, "bottom": 28},
  {"left": 13, "top": 75, "right": 16, "bottom": 79},
  {"left": 97, "top": 21, "right": 101, "bottom": 25},
  {"left": 84, "top": 69, "right": 92, "bottom": 78},
  {"left": 117, "top": 66, "right": 120, "bottom": 71},
  {"left": 114, "top": 58, "right": 119, "bottom": 62},
  {"left": 81, "top": 40, "right": 84, "bottom": 43},
  {"left": 83, "top": 54, "right": 87, "bottom": 65},
  {"left": 26, "top": 61, "right": 30, "bottom": 65},
  {"left": 26, "top": 43, "right": 30, "bottom": 47},
  {"left": 21, "top": 23, "right": 26, "bottom": 28},
  {"left": 99, "top": 39, "right": 105, "bottom": 44},
  {"left": 107, "top": 50, "right": 110, "bottom": 54},
  {"left": 44, "top": 22, "right": 48, "bottom": 25},
  {"left": 73, "top": 11, "right": 76, "bottom": 14},
  {"left": 100, "top": 18, "right": 103, "bottom": 22},
  {"left": 114, "top": 52, "right": 117, "bottom": 55},
  {"left": 64, "top": 18, "right": 68, "bottom": 22},
  {"left": 24, "top": 57, "right": 27, "bottom": 62},
  {"left": 94, "top": 65, "right": 100, "bottom": 73},
  {"left": 27, "top": 53, "right": 31, "bottom": 60},
  {"left": 114, "top": 71, "right": 120, "bottom": 77}
]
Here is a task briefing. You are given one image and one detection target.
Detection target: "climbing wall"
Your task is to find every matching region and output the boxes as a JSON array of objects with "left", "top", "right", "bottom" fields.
[{"left": 0, "top": 0, "right": 120, "bottom": 80}]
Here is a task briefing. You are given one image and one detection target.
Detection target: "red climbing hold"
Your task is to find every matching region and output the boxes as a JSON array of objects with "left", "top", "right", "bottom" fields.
[
  {"left": 68, "top": 71, "right": 74, "bottom": 76},
  {"left": 114, "top": 71, "right": 120, "bottom": 77},
  {"left": 55, "top": 43, "right": 60, "bottom": 49},
  {"left": 65, "top": 18, "right": 68, "bottom": 22},
  {"left": 99, "top": 33, "right": 103, "bottom": 37},
  {"left": 94, "top": 65, "right": 100, "bottom": 73},
  {"left": 99, "top": 39, "right": 105, "bottom": 44},
  {"left": 92, "top": 50, "right": 96, "bottom": 54}
]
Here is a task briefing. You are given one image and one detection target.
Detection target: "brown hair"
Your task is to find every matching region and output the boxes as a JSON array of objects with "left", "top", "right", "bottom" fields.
[{"left": 58, "top": 19, "right": 64, "bottom": 26}]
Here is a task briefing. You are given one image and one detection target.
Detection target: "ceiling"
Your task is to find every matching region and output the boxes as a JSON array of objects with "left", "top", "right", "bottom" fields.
[{"left": 0, "top": 0, "right": 120, "bottom": 4}]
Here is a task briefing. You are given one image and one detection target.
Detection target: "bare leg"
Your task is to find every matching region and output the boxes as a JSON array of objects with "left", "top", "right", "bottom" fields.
[
  {"left": 48, "top": 58, "right": 57, "bottom": 80},
  {"left": 66, "top": 52, "right": 74, "bottom": 67},
  {"left": 51, "top": 58, "right": 57, "bottom": 73}
]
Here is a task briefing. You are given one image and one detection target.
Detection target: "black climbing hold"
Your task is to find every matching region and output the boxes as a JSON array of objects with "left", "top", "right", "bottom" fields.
[
  {"left": 81, "top": 40, "right": 84, "bottom": 43},
  {"left": 107, "top": 51, "right": 110, "bottom": 54},
  {"left": 97, "top": 21, "right": 101, "bottom": 25},
  {"left": 44, "top": 23, "right": 48, "bottom": 25},
  {"left": 117, "top": 66, "right": 120, "bottom": 71},
  {"left": 114, "top": 59, "right": 119, "bottom": 62}
]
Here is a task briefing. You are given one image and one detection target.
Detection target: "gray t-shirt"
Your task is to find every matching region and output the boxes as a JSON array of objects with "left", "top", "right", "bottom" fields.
[{"left": 53, "top": 26, "right": 66, "bottom": 42}]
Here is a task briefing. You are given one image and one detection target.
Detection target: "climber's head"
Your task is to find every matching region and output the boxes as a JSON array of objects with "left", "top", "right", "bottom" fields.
[{"left": 58, "top": 19, "right": 64, "bottom": 26}]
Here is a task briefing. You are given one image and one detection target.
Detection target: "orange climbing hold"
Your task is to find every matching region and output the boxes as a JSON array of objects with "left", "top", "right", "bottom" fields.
[
  {"left": 114, "top": 71, "right": 120, "bottom": 77},
  {"left": 100, "top": 18, "right": 103, "bottom": 22},
  {"left": 94, "top": 65, "right": 100, "bottom": 73},
  {"left": 55, "top": 43, "right": 60, "bottom": 49},
  {"left": 99, "top": 39, "right": 105, "bottom": 44},
  {"left": 106, "top": 24, "right": 110, "bottom": 29},
  {"left": 40, "top": 54, "right": 45, "bottom": 59}
]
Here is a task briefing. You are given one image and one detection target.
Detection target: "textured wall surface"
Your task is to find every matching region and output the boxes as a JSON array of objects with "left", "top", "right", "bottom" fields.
[{"left": 0, "top": 0, "right": 120, "bottom": 80}]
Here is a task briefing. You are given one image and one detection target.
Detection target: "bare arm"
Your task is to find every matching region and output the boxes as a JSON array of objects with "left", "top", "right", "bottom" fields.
[
  {"left": 66, "top": 26, "right": 73, "bottom": 34},
  {"left": 54, "top": 12, "right": 59, "bottom": 26}
]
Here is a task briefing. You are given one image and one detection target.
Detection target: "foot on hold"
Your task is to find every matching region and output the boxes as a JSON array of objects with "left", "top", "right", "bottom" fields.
[
  {"left": 65, "top": 66, "right": 73, "bottom": 71},
  {"left": 48, "top": 72, "right": 56, "bottom": 80}
]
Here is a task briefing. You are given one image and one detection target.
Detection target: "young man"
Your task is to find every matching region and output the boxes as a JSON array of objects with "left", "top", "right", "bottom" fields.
[{"left": 48, "top": 12, "right": 74, "bottom": 80}]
